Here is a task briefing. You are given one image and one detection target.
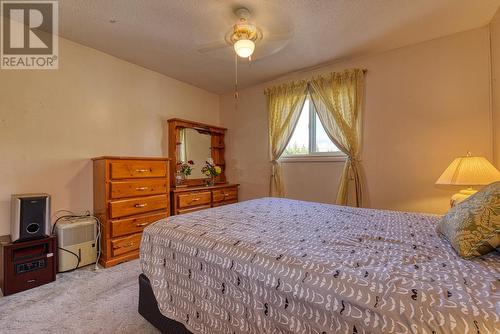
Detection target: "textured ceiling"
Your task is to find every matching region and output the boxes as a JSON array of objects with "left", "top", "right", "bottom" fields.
[{"left": 57, "top": 0, "right": 500, "bottom": 94}]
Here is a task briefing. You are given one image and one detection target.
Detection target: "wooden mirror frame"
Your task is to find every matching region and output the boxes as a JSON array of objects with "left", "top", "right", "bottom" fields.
[{"left": 167, "top": 118, "right": 227, "bottom": 187}]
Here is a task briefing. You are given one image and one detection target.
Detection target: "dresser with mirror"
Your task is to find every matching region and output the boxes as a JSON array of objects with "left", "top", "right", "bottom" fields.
[{"left": 168, "top": 118, "right": 239, "bottom": 215}]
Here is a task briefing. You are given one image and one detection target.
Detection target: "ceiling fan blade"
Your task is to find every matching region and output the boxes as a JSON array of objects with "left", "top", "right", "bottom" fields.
[
  {"left": 262, "top": 32, "right": 294, "bottom": 43},
  {"left": 197, "top": 41, "right": 231, "bottom": 53}
]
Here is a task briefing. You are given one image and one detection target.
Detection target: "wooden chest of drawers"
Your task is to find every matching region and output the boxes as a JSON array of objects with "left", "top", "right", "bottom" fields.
[
  {"left": 93, "top": 156, "right": 170, "bottom": 267},
  {"left": 171, "top": 184, "right": 239, "bottom": 215}
]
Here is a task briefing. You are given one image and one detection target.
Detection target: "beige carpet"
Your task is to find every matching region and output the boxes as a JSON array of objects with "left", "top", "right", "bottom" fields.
[{"left": 0, "top": 259, "right": 160, "bottom": 334}]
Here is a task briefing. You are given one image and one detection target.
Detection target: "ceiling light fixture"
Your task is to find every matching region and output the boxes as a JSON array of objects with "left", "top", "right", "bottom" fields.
[
  {"left": 234, "top": 39, "right": 255, "bottom": 58},
  {"left": 196, "top": 6, "right": 293, "bottom": 100}
]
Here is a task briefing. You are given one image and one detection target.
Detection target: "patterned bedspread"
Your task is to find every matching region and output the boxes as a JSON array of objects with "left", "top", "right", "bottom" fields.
[{"left": 140, "top": 198, "right": 500, "bottom": 334}]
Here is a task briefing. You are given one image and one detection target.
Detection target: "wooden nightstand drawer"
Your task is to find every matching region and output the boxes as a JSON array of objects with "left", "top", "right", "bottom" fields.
[
  {"left": 111, "top": 233, "right": 142, "bottom": 257},
  {"left": 110, "top": 211, "right": 168, "bottom": 238},
  {"left": 110, "top": 179, "right": 168, "bottom": 199},
  {"left": 110, "top": 194, "right": 168, "bottom": 219},
  {"left": 212, "top": 187, "right": 238, "bottom": 203},
  {"left": 177, "top": 191, "right": 211, "bottom": 209},
  {"left": 110, "top": 160, "right": 167, "bottom": 179}
]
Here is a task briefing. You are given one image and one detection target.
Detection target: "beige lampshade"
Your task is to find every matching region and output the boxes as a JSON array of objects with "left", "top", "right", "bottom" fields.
[{"left": 436, "top": 154, "right": 500, "bottom": 186}]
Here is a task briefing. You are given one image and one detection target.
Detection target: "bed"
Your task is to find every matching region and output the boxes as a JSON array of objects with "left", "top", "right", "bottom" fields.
[{"left": 139, "top": 198, "right": 499, "bottom": 334}]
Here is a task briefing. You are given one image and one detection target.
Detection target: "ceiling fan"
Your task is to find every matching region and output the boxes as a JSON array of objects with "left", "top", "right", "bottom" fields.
[
  {"left": 197, "top": 7, "right": 292, "bottom": 61},
  {"left": 196, "top": 5, "right": 292, "bottom": 99}
]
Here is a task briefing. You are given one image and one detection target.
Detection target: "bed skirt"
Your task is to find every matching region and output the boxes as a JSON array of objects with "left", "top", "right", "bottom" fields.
[{"left": 138, "top": 274, "right": 192, "bottom": 334}]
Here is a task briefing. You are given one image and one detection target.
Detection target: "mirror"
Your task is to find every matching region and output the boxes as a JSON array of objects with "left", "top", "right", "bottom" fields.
[
  {"left": 168, "top": 118, "right": 227, "bottom": 187},
  {"left": 178, "top": 128, "right": 212, "bottom": 179}
]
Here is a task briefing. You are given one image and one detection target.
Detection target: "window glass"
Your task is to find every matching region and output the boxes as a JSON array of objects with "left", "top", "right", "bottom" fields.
[
  {"left": 315, "top": 113, "right": 338, "bottom": 153},
  {"left": 283, "top": 99, "right": 340, "bottom": 156}
]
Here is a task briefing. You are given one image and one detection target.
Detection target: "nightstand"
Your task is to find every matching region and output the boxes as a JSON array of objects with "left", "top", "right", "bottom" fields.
[{"left": 0, "top": 235, "right": 57, "bottom": 296}]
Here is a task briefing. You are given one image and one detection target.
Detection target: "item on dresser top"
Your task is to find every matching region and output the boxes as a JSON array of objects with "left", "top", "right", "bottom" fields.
[
  {"left": 437, "top": 181, "right": 499, "bottom": 258},
  {"left": 10, "top": 193, "right": 51, "bottom": 242},
  {"left": 175, "top": 160, "right": 194, "bottom": 186},
  {"left": 201, "top": 159, "right": 222, "bottom": 186},
  {"left": 92, "top": 156, "right": 170, "bottom": 267},
  {"left": 0, "top": 235, "right": 56, "bottom": 296},
  {"left": 177, "top": 160, "right": 195, "bottom": 176}
]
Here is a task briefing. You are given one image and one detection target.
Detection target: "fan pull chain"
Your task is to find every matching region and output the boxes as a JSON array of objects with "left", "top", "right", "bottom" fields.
[{"left": 234, "top": 53, "right": 239, "bottom": 100}]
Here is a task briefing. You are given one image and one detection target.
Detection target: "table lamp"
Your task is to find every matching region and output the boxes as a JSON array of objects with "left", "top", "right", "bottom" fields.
[{"left": 436, "top": 152, "right": 500, "bottom": 206}]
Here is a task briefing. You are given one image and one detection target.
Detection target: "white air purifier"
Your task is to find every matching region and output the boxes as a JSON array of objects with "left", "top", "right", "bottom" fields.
[{"left": 55, "top": 217, "right": 98, "bottom": 272}]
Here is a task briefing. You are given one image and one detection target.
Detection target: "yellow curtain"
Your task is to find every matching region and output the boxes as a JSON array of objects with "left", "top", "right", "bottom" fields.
[
  {"left": 309, "top": 69, "right": 365, "bottom": 206},
  {"left": 265, "top": 81, "right": 308, "bottom": 197}
]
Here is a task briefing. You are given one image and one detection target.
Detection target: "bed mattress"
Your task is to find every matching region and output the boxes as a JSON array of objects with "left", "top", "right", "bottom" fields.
[{"left": 140, "top": 198, "right": 499, "bottom": 334}]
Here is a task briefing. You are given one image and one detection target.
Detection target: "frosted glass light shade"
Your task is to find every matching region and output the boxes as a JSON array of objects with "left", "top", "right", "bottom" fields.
[
  {"left": 436, "top": 155, "right": 500, "bottom": 186},
  {"left": 234, "top": 39, "right": 255, "bottom": 58}
]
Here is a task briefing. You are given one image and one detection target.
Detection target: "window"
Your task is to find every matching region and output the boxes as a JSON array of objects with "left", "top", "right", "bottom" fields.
[{"left": 283, "top": 99, "right": 342, "bottom": 157}]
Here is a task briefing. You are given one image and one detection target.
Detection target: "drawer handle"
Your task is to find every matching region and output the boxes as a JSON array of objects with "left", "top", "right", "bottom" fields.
[
  {"left": 224, "top": 193, "right": 230, "bottom": 197},
  {"left": 136, "top": 222, "right": 149, "bottom": 227},
  {"left": 136, "top": 187, "right": 149, "bottom": 191},
  {"left": 191, "top": 198, "right": 200, "bottom": 202},
  {"left": 115, "top": 242, "right": 135, "bottom": 249},
  {"left": 134, "top": 203, "right": 148, "bottom": 208},
  {"left": 135, "top": 169, "right": 149, "bottom": 173},
  {"left": 27, "top": 279, "right": 36, "bottom": 284}
]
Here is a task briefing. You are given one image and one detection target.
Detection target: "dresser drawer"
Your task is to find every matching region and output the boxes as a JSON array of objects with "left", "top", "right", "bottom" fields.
[
  {"left": 110, "top": 211, "right": 168, "bottom": 238},
  {"left": 111, "top": 233, "right": 142, "bottom": 257},
  {"left": 177, "top": 191, "right": 211, "bottom": 209},
  {"left": 212, "top": 187, "right": 238, "bottom": 203},
  {"left": 177, "top": 205, "right": 211, "bottom": 215},
  {"left": 110, "top": 160, "right": 166, "bottom": 179},
  {"left": 110, "top": 179, "right": 167, "bottom": 199},
  {"left": 110, "top": 194, "right": 168, "bottom": 219},
  {"left": 212, "top": 200, "right": 237, "bottom": 208}
]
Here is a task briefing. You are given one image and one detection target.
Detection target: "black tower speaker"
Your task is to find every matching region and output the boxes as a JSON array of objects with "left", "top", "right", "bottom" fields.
[{"left": 11, "top": 194, "right": 51, "bottom": 242}]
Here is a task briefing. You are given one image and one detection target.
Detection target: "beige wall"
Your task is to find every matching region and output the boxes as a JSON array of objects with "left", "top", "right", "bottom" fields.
[
  {"left": 220, "top": 27, "right": 493, "bottom": 214},
  {"left": 491, "top": 7, "right": 500, "bottom": 168},
  {"left": 0, "top": 20, "right": 496, "bottom": 238},
  {"left": 0, "top": 37, "right": 219, "bottom": 236}
]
